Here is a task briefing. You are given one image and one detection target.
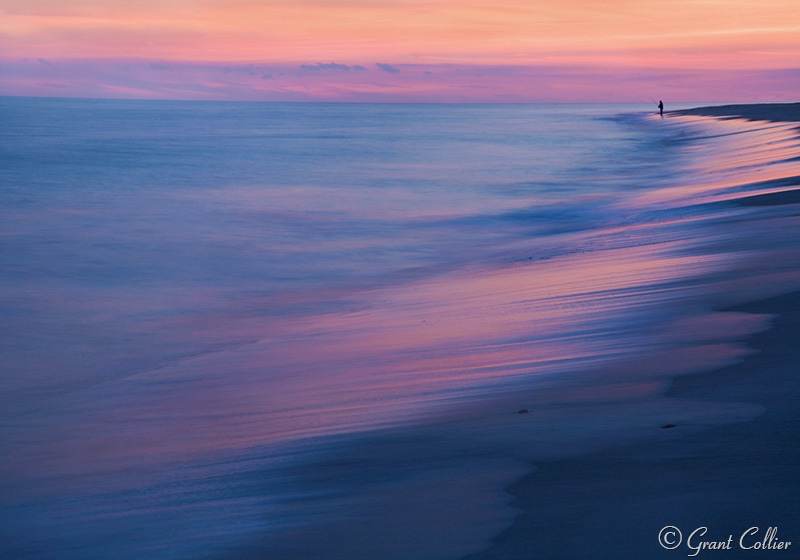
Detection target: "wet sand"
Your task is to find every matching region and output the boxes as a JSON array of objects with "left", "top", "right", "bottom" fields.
[
  {"left": 464, "top": 105, "right": 800, "bottom": 560},
  {"left": 465, "top": 292, "right": 800, "bottom": 559}
]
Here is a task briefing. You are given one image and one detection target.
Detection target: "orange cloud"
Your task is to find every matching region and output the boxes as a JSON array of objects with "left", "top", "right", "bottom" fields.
[{"left": 3, "top": 0, "right": 799, "bottom": 64}]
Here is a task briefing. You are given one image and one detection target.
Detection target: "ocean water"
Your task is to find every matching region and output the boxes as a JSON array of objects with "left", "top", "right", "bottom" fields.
[{"left": 2, "top": 98, "right": 800, "bottom": 559}]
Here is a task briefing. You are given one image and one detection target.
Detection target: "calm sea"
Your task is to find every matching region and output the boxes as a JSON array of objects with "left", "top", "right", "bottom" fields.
[{"left": 2, "top": 98, "right": 800, "bottom": 559}]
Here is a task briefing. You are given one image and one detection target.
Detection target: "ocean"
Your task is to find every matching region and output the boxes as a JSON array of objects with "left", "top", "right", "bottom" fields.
[{"left": 2, "top": 98, "right": 800, "bottom": 559}]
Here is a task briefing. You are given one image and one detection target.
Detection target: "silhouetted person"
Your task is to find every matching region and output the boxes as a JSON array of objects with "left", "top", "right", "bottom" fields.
[{"left": 658, "top": 100, "right": 664, "bottom": 117}]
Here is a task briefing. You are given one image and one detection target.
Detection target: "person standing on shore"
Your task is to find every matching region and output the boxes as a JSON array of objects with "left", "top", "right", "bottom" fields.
[{"left": 658, "top": 100, "right": 664, "bottom": 116}]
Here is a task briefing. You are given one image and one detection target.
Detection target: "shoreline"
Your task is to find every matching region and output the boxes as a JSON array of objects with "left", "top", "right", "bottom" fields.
[
  {"left": 671, "top": 102, "right": 800, "bottom": 122},
  {"left": 464, "top": 105, "right": 800, "bottom": 559}
]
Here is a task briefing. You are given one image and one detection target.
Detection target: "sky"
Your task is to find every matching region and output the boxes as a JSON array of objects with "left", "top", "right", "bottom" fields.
[{"left": 1, "top": 0, "right": 799, "bottom": 102}]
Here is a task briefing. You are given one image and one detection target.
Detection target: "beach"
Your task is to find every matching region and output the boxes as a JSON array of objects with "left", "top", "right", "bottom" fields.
[
  {"left": 4, "top": 0, "right": 800, "bottom": 555},
  {"left": 2, "top": 100, "right": 800, "bottom": 559},
  {"left": 674, "top": 103, "right": 800, "bottom": 122},
  {"left": 466, "top": 103, "right": 800, "bottom": 560}
]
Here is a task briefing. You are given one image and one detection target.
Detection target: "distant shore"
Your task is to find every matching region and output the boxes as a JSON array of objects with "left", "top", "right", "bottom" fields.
[{"left": 671, "top": 102, "right": 800, "bottom": 122}]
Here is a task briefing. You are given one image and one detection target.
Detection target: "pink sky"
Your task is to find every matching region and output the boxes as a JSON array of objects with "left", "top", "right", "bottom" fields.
[{"left": 1, "top": 0, "right": 799, "bottom": 102}]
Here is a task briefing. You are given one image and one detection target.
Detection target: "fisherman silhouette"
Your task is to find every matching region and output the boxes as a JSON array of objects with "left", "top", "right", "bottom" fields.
[{"left": 658, "top": 100, "right": 664, "bottom": 117}]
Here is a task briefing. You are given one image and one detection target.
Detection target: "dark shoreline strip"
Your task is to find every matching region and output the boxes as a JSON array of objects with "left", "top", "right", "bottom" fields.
[{"left": 671, "top": 102, "right": 800, "bottom": 123}]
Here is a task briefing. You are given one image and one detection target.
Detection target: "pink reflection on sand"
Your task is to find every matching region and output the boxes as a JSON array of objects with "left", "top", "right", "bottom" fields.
[
  {"left": 7, "top": 220, "right": 793, "bottom": 507},
  {"left": 10, "top": 234, "right": 752, "bottom": 489}
]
